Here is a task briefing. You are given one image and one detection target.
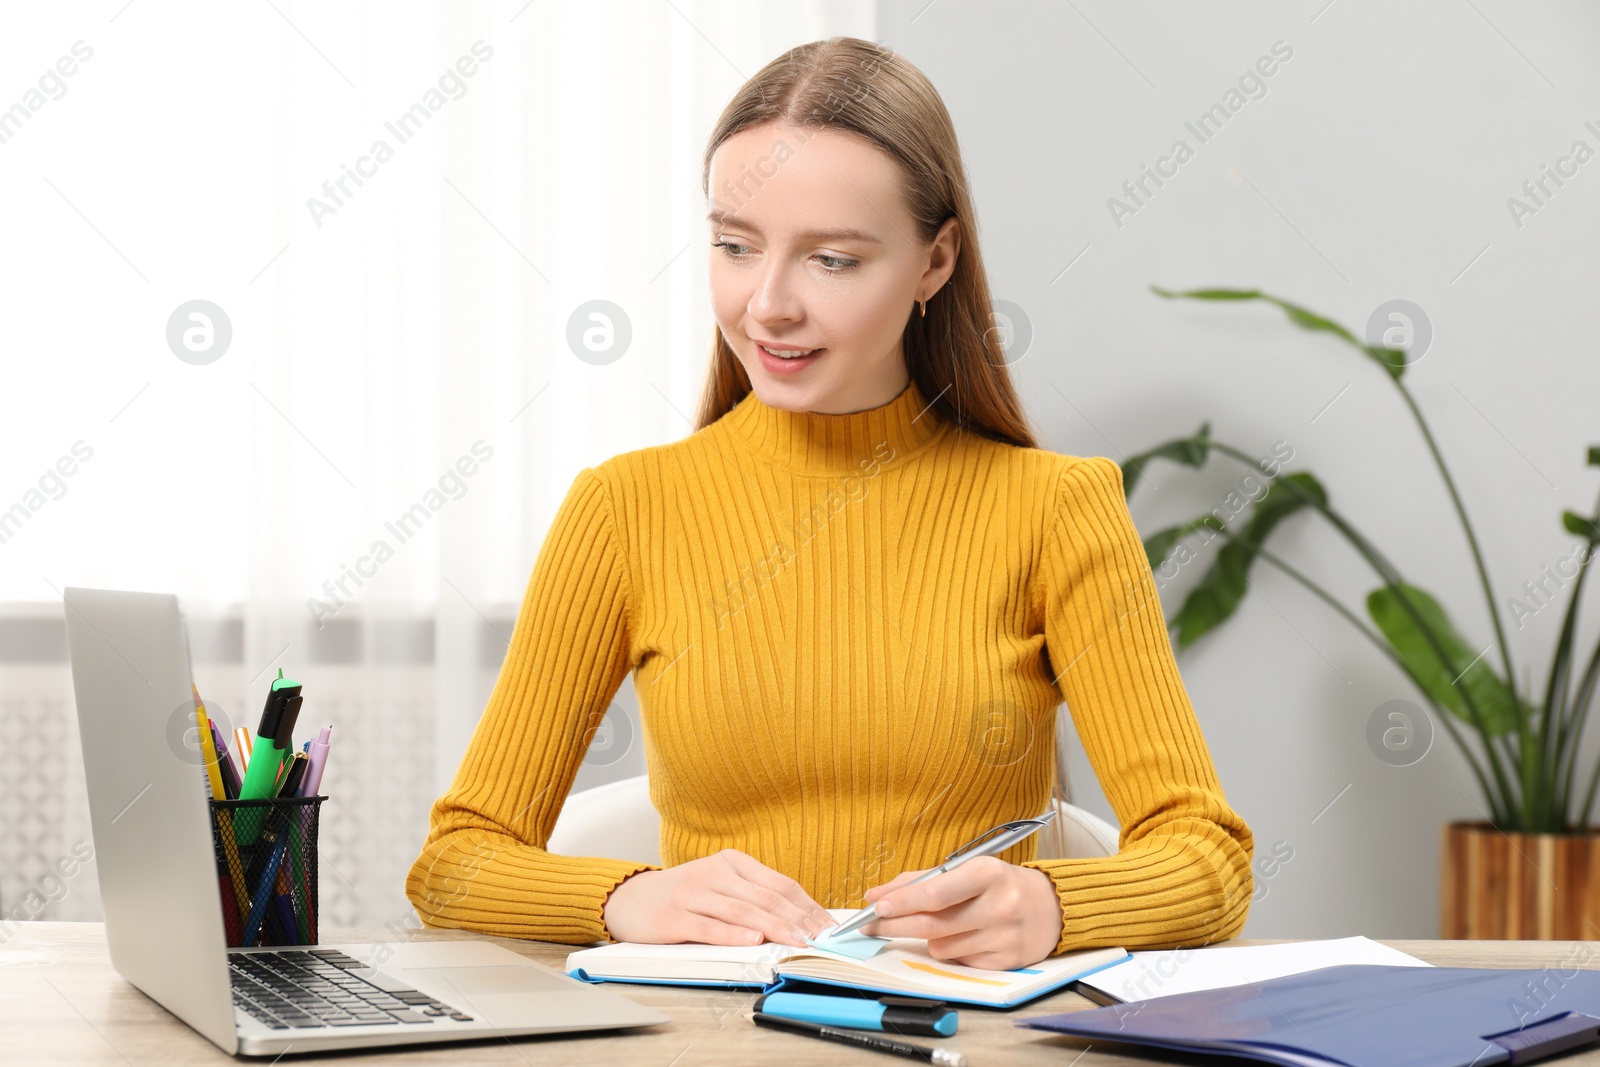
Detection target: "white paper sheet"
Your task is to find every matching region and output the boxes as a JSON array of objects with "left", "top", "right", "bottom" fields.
[{"left": 1077, "top": 936, "right": 1431, "bottom": 1003}]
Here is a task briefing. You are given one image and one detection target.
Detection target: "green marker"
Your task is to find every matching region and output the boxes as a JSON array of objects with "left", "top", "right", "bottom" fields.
[{"left": 237, "top": 669, "right": 303, "bottom": 844}]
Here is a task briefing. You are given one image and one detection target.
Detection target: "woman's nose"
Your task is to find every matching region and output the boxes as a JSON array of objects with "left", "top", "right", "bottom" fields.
[{"left": 748, "top": 263, "right": 803, "bottom": 322}]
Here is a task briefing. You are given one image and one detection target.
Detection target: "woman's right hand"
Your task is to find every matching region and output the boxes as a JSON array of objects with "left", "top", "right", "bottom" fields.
[{"left": 601, "top": 849, "right": 837, "bottom": 948}]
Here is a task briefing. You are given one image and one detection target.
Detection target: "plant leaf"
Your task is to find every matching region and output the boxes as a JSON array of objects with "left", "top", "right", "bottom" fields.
[
  {"left": 1121, "top": 422, "right": 1211, "bottom": 497},
  {"left": 1365, "top": 583, "right": 1518, "bottom": 735},
  {"left": 1142, "top": 516, "right": 1227, "bottom": 572},
  {"left": 1150, "top": 285, "right": 1407, "bottom": 382},
  {"left": 1170, "top": 472, "right": 1328, "bottom": 649},
  {"left": 1564, "top": 510, "right": 1600, "bottom": 543},
  {"left": 1278, "top": 303, "right": 1360, "bottom": 346},
  {"left": 1588, "top": 445, "right": 1599, "bottom": 467},
  {"left": 1150, "top": 285, "right": 1262, "bottom": 301},
  {"left": 1142, "top": 528, "right": 1185, "bottom": 574},
  {"left": 1246, "top": 471, "right": 1329, "bottom": 532}
]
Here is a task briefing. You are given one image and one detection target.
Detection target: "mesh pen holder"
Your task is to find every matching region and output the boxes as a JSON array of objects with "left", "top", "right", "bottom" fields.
[{"left": 209, "top": 796, "right": 324, "bottom": 948}]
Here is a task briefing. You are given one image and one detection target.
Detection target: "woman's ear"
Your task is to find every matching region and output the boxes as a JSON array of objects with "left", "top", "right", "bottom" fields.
[{"left": 920, "top": 216, "right": 961, "bottom": 299}]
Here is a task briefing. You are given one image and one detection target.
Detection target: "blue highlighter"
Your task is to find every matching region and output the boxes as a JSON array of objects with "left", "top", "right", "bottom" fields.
[{"left": 753, "top": 992, "right": 958, "bottom": 1037}]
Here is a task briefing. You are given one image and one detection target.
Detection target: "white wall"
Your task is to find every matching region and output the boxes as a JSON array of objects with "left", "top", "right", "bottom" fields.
[{"left": 876, "top": 0, "right": 1600, "bottom": 938}]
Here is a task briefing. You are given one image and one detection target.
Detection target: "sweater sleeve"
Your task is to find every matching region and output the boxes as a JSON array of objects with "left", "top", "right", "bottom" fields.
[
  {"left": 404, "top": 466, "right": 661, "bottom": 944},
  {"left": 1021, "top": 456, "right": 1255, "bottom": 955}
]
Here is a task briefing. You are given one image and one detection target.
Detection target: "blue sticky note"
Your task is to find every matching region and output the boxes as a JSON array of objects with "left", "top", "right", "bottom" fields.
[{"left": 805, "top": 927, "right": 890, "bottom": 961}]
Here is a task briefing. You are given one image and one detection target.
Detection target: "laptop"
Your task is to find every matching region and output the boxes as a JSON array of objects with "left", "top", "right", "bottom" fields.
[{"left": 62, "top": 585, "right": 670, "bottom": 1056}]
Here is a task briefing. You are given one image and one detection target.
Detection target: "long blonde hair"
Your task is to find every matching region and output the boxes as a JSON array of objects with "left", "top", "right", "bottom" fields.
[{"left": 694, "top": 36, "right": 1083, "bottom": 856}]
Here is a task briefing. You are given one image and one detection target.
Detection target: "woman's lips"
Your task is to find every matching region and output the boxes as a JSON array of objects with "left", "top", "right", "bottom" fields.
[{"left": 757, "top": 343, "right": 825, "bottom": 375}]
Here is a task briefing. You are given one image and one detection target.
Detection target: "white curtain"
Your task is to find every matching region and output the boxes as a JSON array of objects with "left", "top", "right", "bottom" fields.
[{"left": 0, "top": 0, "right": 872, "bottom": 929}]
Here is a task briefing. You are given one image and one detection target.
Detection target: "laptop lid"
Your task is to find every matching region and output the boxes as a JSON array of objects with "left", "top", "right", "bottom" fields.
[{"left": 63, "top": 586, "right": 239, "bottom": 1055}]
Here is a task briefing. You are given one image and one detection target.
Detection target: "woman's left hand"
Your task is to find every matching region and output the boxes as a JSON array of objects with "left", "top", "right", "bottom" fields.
[{"left": 859, "top": 857, "right": 1063, "bottom": 970}]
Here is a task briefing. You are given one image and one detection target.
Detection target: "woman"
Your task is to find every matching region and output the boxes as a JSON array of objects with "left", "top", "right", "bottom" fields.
[{"left": 406, "top": 36, "right": 1252, "bottom": 972}]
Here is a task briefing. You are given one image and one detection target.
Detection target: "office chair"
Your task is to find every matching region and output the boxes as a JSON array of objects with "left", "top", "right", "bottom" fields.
[{"left": 546, "top": 773, "right": 1120, "bottom": 866}]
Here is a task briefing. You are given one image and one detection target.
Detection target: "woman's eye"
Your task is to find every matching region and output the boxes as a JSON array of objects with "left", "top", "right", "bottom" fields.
[{"left": 710, "top": 241, "right": 859, "bottom": 274}]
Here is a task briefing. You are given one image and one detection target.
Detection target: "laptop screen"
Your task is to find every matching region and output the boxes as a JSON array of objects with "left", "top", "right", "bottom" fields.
[{"left": 63, "top": 587, "right": 239, "bottom": 1054}]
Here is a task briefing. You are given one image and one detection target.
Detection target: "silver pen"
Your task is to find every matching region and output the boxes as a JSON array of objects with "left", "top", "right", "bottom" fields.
[{"left": 823, "top": 808, "right": 1058, "bottom": 940}]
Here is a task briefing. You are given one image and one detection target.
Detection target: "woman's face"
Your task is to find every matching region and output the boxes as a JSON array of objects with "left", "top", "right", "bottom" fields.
[{"left": 706, "top": 121, "right": 958, "bottom": 415}]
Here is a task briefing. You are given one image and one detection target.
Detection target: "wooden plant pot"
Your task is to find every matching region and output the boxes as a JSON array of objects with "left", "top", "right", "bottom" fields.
[{"left": 1441, "top": 820, "right": 1600, "bottom": 939}]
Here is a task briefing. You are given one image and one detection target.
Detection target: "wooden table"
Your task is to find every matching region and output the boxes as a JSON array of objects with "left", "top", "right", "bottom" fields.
[{"left": 4, "top": 923, "right": 1597, "bottom": 1064}]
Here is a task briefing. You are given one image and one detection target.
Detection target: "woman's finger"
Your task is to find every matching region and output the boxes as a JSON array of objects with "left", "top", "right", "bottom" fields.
[
  {"left": 710, "top": 872, "right": 831, "bottom": 944},
  {"left": 867, "top": 889, "right": 987, "bottom": 941},
  {"left": 862, "top": 869, "right": 925, "bottom": 903},
  {"left": 675, "top": 910, "right": 770, "bottom": 947},
  {"left": 694, "top": 890, "right": 818, "bottom": 947},
  {"left": 875, "top": 859, "right": 992, "bottom": 918},
  {"left": 876, "top": 863, "right": 985, "bottom": 915},
  {"left": 717, "top": 850, "right": 834, "bottom": 930},
  {"left": 922, "top": 924, "right": 998, "bottom": 965}
]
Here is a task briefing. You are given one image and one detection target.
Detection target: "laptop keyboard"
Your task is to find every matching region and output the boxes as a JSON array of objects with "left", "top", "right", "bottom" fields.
[{"left": 229, "top": 948, "right": 475, "bottom": 1030}]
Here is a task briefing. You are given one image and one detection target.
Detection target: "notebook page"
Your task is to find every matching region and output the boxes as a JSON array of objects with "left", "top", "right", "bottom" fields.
[
  {"left": 571, "top": 941, "right": 789, "bottom": 965},
  {"left": 780, "top": 939, "right": 1127, "bottom": 1005},
  {"left": 564, "top": 910, "right": 892, "bottom": 982},
  {"left": 564, "top": 939, "right": 789, "bottom": 983}
]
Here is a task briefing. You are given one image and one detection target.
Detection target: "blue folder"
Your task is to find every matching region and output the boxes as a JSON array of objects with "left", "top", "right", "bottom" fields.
[{"left": 1015, "top": 963, "right": 1600, "bottom": 1066}]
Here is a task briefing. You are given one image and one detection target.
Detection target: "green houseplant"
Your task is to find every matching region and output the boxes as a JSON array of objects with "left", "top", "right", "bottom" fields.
[{"left": 1127, "top": 287, "right": 1600, "bottom": 938}]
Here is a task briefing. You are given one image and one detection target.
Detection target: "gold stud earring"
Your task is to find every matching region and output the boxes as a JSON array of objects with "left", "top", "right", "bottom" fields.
[{"left": 919, "top": 298, "right": 927, "bottom": 318}]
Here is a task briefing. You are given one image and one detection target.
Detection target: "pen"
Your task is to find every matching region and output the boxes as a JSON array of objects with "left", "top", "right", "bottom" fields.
[
  {"left": 193, "top": 685, "right": 226, "bottom": 802},
  {"left": 217, "top": 860, "right": 243, "bottom": 944},
  {"left": 274, "top": 756, "right": 307, "bottom": 943},
  {"left": 209, "top": 719, "right": 241, "bottom": 799},
  {"left": 214, "top": 805, "right": 252, "bottom": 929},
  {"left": 209, "top": 809, "right": 242, "bottom": 944},
  {"left": 294, "top": 733, "right": 325, "bottom": 940},
  {"left": 235, "top": 727, "right": 253, "bottom": 772},
  {"left": 193, "top": 684, "right": 244, "bottom": 939},
  {"left": 752, "top": 1012, "right": 967, "bottom": 1067},
  {"left": 825, "top": 809, "right": 1058, "bottom": 939},
  {"left": 242, "top": 756, "right": 309, "bottom": 944},
  {"left": 277, "top": 754, "right": 311, "bottom": 943},
  {"left": 202, "top": 706, "right": 252, "bottom": 923},
  {"left": 242, "top": 817, "right": 293, "bottom": 945},
  {"left": 274, "top": 752, "right": 309, "bottom": 799},
  {"left": 299, "top": 726, "right": 331, "bottom": 797}
]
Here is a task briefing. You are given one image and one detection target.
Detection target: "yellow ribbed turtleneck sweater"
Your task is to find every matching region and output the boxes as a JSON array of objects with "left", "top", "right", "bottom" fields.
[{"left": 405, "top": 378, "right": 1254, "bottom": 956}]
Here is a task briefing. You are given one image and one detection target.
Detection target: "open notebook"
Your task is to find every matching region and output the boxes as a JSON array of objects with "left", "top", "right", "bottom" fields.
[{"left": 565, "top": 909, "right": 1130, "bottom": 1009}]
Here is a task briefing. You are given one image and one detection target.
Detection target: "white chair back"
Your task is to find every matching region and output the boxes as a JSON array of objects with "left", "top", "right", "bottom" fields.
[{"left": 547, "top": 774, "right": 1119, "bottom": 867}]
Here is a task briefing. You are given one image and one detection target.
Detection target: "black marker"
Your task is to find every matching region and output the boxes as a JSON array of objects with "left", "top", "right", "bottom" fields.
[{"left": 752, "top": 1012, "right": 967, "bottom": 1066}]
